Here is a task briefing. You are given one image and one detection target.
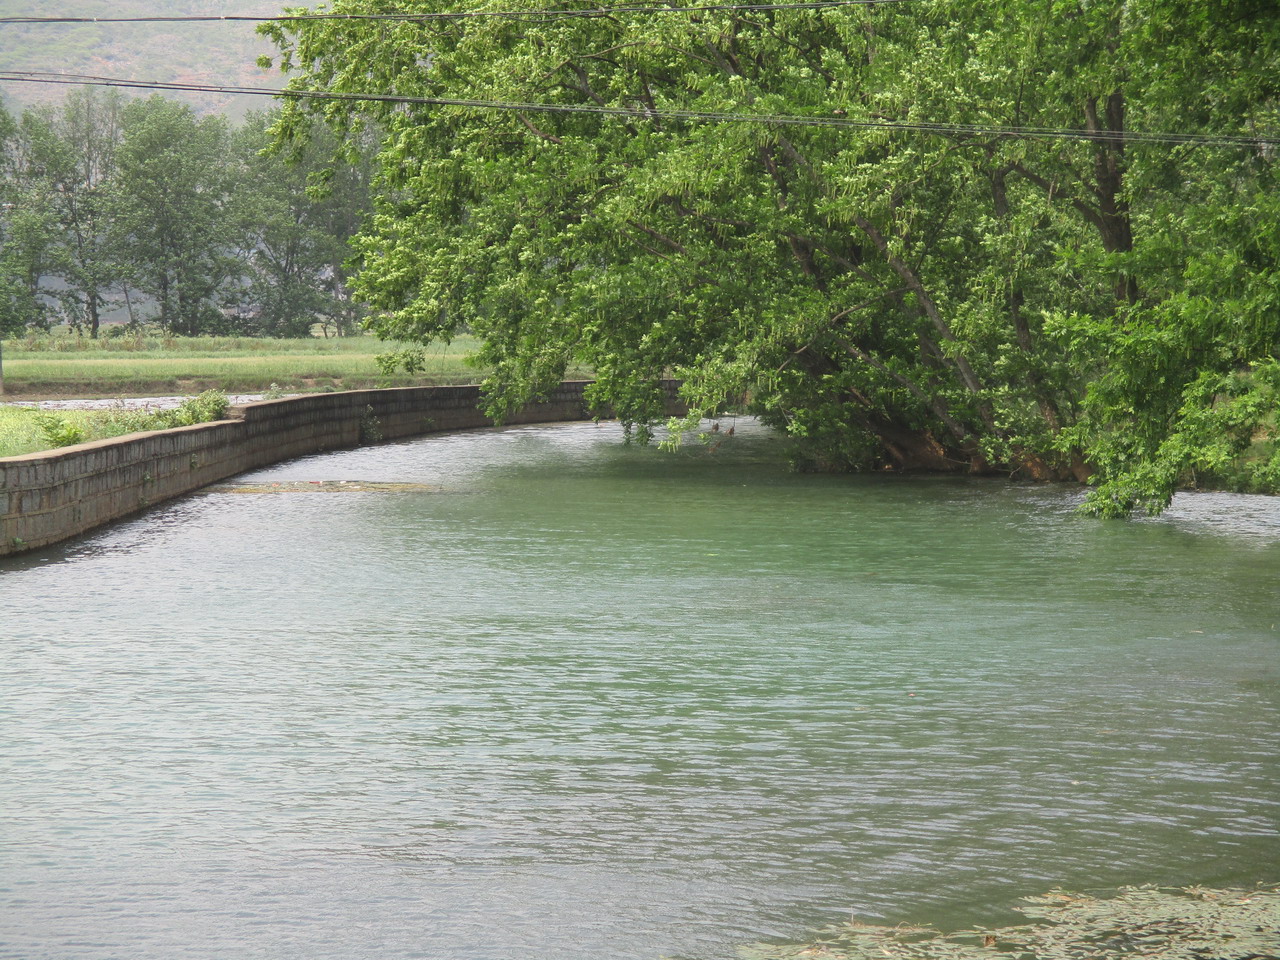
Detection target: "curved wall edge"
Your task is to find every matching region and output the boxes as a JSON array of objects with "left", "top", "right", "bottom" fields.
[{"left": 0, "top": 380, "right": 685, "bottom": 558}]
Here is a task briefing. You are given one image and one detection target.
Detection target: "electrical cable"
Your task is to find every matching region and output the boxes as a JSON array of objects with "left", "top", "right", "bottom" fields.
[{"left": 0, "top": 72, "right": 1274, "bottom": 148}]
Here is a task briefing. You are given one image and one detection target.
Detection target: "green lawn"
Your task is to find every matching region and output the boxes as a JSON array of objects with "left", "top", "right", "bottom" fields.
[
  {"left": 0, "top": 332, "right": 596, "bottom": 458},
  {"left": 0, "top": 333, "right": 490, "bottom": 398},
  {"left": 0, "top": 391, "right": 231, "bottom": 459}
]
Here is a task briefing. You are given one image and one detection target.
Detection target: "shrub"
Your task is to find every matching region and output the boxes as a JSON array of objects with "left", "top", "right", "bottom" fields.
[{"left": 35, "top": 414, "right": 89, "bottom": 448}]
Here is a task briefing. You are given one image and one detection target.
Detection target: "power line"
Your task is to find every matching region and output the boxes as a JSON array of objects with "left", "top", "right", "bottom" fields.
[
  {"left": 0, "top": 1, "right": 918, "bottom": 25},
  {"left": 1, "top": 71, "right": 1274, "bottom": 149}
]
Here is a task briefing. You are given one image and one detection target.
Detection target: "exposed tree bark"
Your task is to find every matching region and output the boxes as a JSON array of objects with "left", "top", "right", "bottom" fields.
[
  {"left": 1084, "top": 92, "right": 1139, "bottom": 305},
  {"left": 86, "top": 291, "right": 100, "bottom": 339},
  {"left": 867, "top": 417, "right": 961, "bottom": 472}
]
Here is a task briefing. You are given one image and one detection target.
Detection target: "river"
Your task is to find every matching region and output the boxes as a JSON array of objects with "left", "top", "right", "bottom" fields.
[{"left": 2, "top": 419, "right": 1277, "bottom": 959}]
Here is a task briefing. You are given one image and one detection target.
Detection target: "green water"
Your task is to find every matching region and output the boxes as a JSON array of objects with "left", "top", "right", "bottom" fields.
[{"left": 1, "top": 420, "right": 1277, "bottom": 959}]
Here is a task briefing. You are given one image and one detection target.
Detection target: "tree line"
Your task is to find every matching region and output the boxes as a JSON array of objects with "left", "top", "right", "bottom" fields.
[
  {"left": 264, "top": 0, "right": 1279, "bottom": 515},
  {"left": 0, "top": 89, "right": 374, "bottom": 340}
]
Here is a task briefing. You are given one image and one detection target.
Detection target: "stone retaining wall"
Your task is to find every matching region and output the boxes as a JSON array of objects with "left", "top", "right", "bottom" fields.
[{"left": 1, "top": 381, "right": 679, "bottom": 557}]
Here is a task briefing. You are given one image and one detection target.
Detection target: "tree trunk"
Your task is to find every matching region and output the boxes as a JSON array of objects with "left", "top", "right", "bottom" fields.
[
  {"left": 87, "top": 290, "right": 100, "bottom": 339},
  {"left": 1085, "top": 93, "right": 1139, "bottom": 305}
]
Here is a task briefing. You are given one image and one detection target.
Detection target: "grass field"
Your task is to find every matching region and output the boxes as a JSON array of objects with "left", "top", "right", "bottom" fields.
[
  {"left": 0, "top": 333, "right": 493, "bottom": 399},
  {"left": 0, "top": 391, "right": 232, "bottom": 459},
  {"left": 0, "top": 332, "right": 596, "bottom": 458}
]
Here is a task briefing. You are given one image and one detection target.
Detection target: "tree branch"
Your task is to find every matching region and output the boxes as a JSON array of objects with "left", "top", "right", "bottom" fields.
[
  {"left": 850, "top": 213, "right": 985, "bottom": 397},
  {"left": 628, "top": 220, "right": 689, "bottom": 257},
  {"left": 1006, "top": 162, "right": 1107, "bottom": 236},
  {"left": 843, "top": 340, "right": 970, "bottom": 443},
  {"left": 515, "top": 113, "right": 563, "bottom": 145}
]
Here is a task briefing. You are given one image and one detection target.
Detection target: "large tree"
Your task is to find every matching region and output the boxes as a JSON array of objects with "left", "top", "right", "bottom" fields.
[
  {"left": 233, "top": 111, "right": 375, "bottom": 337},
  {"left": 0, "top": 100, "right": 62, "bottom": 337},
  {"left": 15, "top": 88, "right": 126, "bottom": 338},
  {"left": 1, "top": 91, "right": 378, "bottom": 341},
  {"left": 265, "top": 0, "right": 1279, "bottom": 514},
  {"left": 110, "top": 96, "right": 249, "bottom": 336},
  {"left": 0, "top": 99, "right": 29, "bottom": 339}
]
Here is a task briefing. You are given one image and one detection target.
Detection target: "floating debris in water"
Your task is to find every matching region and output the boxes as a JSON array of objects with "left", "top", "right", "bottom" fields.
[
  {"left": 739, "top": 885, "right": 1280, "bottom": 960},
  {"left": 207, "top": 480, "right": 442, "bottom": 494}
]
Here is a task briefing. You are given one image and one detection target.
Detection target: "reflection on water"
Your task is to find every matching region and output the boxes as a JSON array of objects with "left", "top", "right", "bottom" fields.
[{"left": 2, "top": 420, "right": 1278, "bottom": 960}]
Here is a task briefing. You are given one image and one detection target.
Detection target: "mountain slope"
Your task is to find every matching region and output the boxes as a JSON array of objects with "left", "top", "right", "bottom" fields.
[{"left": 0, "top": 0, "right": 287, "bottom": 118}]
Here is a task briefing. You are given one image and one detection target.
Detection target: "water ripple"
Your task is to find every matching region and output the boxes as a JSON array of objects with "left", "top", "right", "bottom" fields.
[{"left": 2, "top": 420, "right": 1278, "bottom": 960}]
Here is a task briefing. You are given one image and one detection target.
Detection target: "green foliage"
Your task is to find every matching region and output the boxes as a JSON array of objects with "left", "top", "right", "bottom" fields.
[
  {"left": 234, "top": 111, "right": 376, "bottom": 337},
  {"left": 740, "top": 885, "right": 1280, "bottom": 960},
  {"left": 34, "top": 413, "right": 88, "bottom": 448},
  {"left": 266, "top": 0, "right": 1279, "bottom": 514},
  {"left": 14, "top": 87, "right": 126, "bottom": 338},
  {"left": 161, "top": 389, "right": 230, "bottom": 428},
  {"left": 0, "top": 390, "right": 228, "bottom": 458},
  {"left": 359, "top": 404, "right": 383, "bottom": 443},
  {"left": 1082, "top": 365, "right": 1280, "bottom": 516},
  {"left": 0, "top": 92, "right": 375, "bottom": 340},
  {"left": 376, "top": 348, "right": 427, "bottom": 376},
  {"left": 0, "top": 203, "right": 57, "bottom": 337},
  {"left": 0, "top": 100, "right": 25, "bottom": 338},
  {"left": 110, "top": 97, "right": 246, "bottom": 336}
]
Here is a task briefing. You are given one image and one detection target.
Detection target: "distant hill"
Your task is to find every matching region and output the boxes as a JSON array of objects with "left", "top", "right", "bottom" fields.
[{"left": 0, "top": 0, "right": 289, "bottom": 119}]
